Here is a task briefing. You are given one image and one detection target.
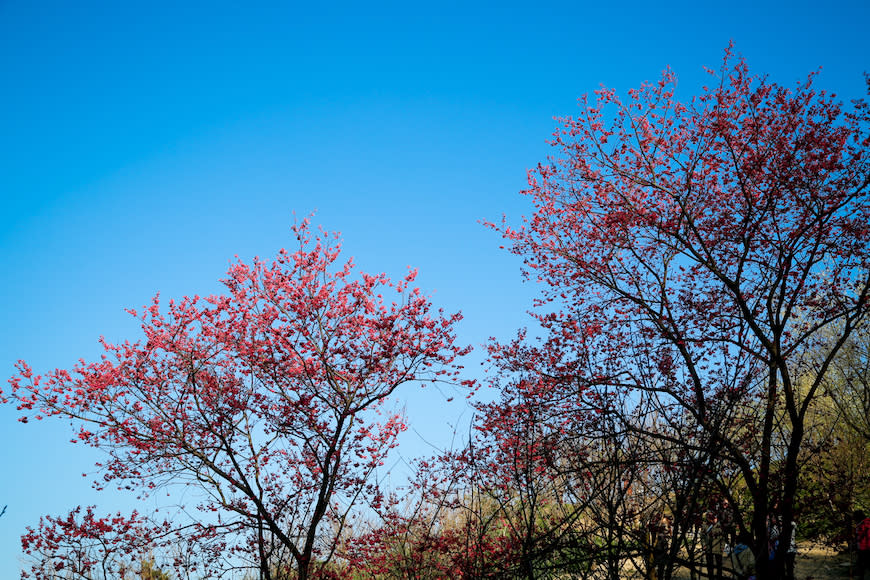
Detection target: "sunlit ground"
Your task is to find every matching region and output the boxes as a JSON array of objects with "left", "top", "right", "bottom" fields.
[{"left": 664, "top": 544, "right": 857, "bottom": 579}]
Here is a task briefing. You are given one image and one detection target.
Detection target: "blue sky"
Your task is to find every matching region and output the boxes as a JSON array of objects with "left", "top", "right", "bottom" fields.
[{"left": 1, "top": 0, "right": 867, "bottom": 574}]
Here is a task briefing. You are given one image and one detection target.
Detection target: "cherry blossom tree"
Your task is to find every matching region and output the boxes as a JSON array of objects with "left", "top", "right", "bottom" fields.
[
  {"left": 18, "top": 508, "right": 194, "bottom": 580},
  {"left": 19, "top": 507, "right": 167, "bottom": 580},
  {"left": 478, "top": 333, "right": 723, "bottom": 579},
  {"left": 4, "top": 220, "right": 470, "bottom": 580},
  {"left": 345, "top": 446, "right": 544, "bottom": 579},
  {"left": 492, "top": 49, "right": 869, "bottom": 578}
]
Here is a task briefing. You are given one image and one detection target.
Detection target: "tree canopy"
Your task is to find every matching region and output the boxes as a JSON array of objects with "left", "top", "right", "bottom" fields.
[{"left": 4, "top": 50, "right": 869, "bottom": 579}]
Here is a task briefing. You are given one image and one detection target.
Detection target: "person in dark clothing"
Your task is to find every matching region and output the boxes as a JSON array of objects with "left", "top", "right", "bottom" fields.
[{"left": 702, "top": 512, "right": 724, "bottom": 580}]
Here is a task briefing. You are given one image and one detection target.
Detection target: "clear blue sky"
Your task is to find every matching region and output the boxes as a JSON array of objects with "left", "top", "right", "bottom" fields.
[{"left": 1, "top": 0, "right": 867, "bottom": 574}]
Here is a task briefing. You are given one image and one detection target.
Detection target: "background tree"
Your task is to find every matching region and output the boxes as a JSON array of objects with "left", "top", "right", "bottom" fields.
[
  {"left": 795, "top": 392, "right": 870, "bottom": 544},
  {"left": 4, "top": 220, "right": 469, "bottom": 580},
  {"left": 492, "top": 48, "right": 870, "bottom": 578},
  {"left": 797, "top": 322, "right": 870, "bottom": 543},
  {"left": 482, "top": 330, "right": 735, "bottom": 579},
  {"left": 458, "top": 369, "right": 593, "bottom": 579},
  {"left": 345, "top": 454, "right": 522, "bottom": 579},
  {"left": 824, "top": 322, "right": 870, "bottom": 441},
  {"left": 19, "top": 507, "right": 177, "bottom": 580}
]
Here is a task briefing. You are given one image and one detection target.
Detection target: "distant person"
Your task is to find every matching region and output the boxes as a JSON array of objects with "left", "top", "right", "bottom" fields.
[
  {"left": 654, "top": 514, "right": 673, "bottom": 580},
  {"left": 767, "top": 513, "right": 780, "bottom": 563},
  {"left": 785, "top": 519, "right": 797, "bottom": 580},
  {"left": 642, "top": 515, "right": 659, "bottom": 580},
  {"left": 720, "top": 499, "right": 736, "bottom": 547},
  {"left": 702, "top": 512, "right": 724, "bottom": 580},
  {"left": 731, "top": 532, "right": 755, "bottom": 580},
  {"left": 855, "top": 510, "right": 870, "bottom": 580},
  {"left": 643, "top": 513, "right": 670, "bottom": 580}
]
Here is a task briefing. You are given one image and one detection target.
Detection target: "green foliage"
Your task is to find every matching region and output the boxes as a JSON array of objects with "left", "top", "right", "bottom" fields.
[
  {"left": 790, "top": 324, "right": 870, "bottom": 545},
  {"left": 138, "top": 559, "right": 171, "bottom": 580}
]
